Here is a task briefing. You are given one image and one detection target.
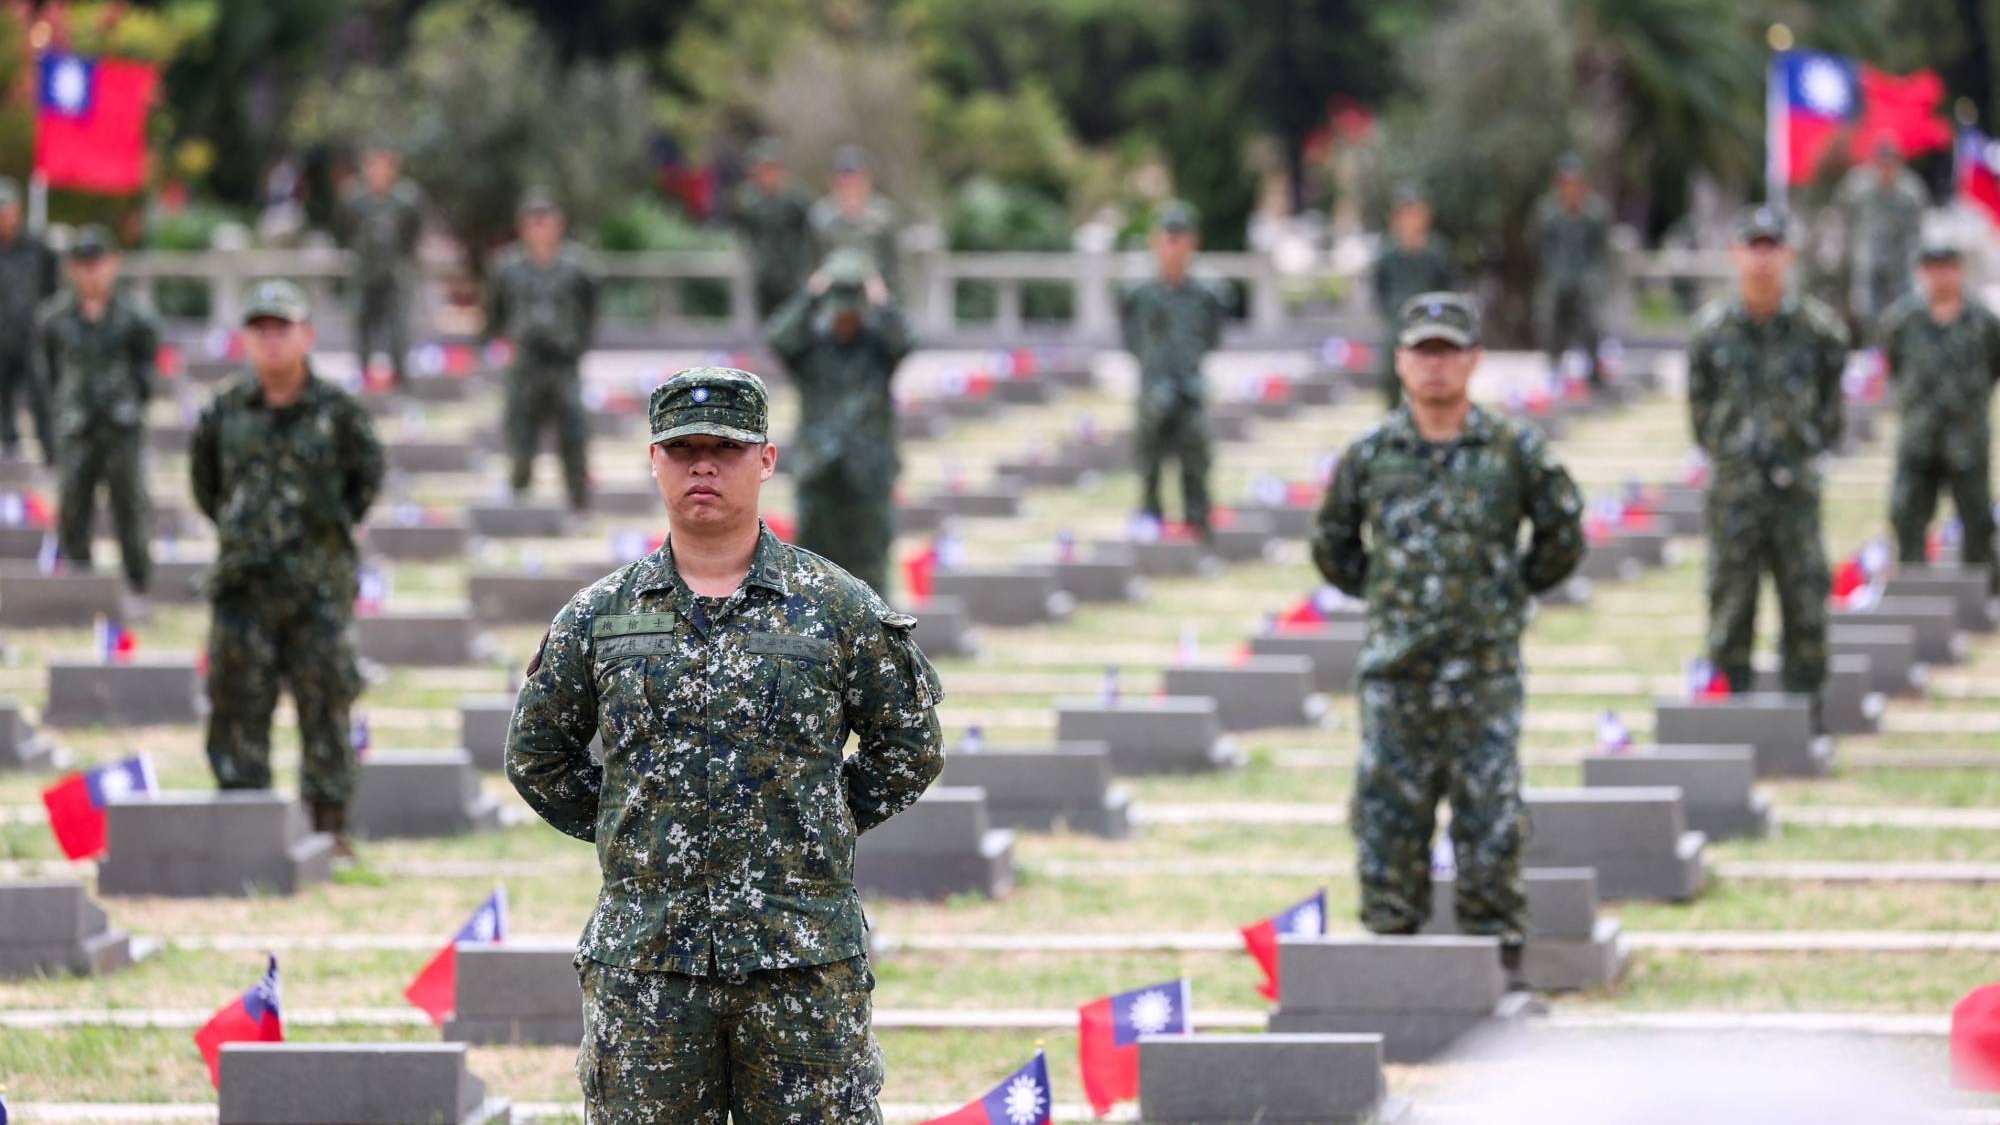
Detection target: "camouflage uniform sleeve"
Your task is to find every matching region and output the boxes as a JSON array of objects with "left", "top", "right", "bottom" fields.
[
  {"left": 871, "top": 301, "right": 916, "bottom": 368},
  {"left": 841, "top": 607, "right": 945, "bottom": 833},
  {"left": 1202, "top": 283, "right": 1227, "bottom": 353},
  {"left": 128, "top": 307, "right": 159, "bottom": 406},
  {"left": 506, "top": 598, "right": 603, "bottom": 842},
  {"left": 339, "top": 401, "right": 386, "bottom": 525},
  {"left": 480, "top": 258, "right": 510, "bottom": 346},
  {"left": 35, "top": 242, "right": 56, "bottom": 301},
  {"left": 1310, "top": 439, "right": 1370, "bottom": 597},
  {"left": 1370, "top": 248, "right": 1392, "bottom": 315},
  {"left": 190, "top": 398, "right": 221, "bottom": 522},
  {"left": 764, "top": 288, "right": 817, "bottom": 369},
  {"left": 399, "top": 187, "right": 424, "bottom": 257},
  {"left": 1118, "top": 284, "right": 1144, "bottom": 354},
  {"left": 1686, "top": 319, "right": 1718, "bottom": 455},
  {"left": 31, "top": 304, "right": 56, "bottom": 398},
  {"left": 1810, "top": 303, "right": 1850, "bottom": 455},
  {"left": 1516, "top": 425, "right": 1586, "bottom": 592},
  {"left": 574, "top": 255, "right": 601, "bottom": 353},
  {"left": 1878, "top": 302, "right": 1908, "bottom": 382},
  {"left": 1987, "top": 308, "right": 2000, "bottom": 385}
]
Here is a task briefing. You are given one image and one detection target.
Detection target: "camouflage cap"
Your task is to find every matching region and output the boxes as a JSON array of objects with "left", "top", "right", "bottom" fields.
[
  {"left": 518, "top": 187, "right": 561, "bottom": 216},
  {"left": 746, "top": 137, "right": 784, "bottom": 165},
  {"left": 0, "top": 177, "right": 19, "bottom": 207},
  {"left": 1389, "top": 180, "right": 1428, "bottom": 208},
  {"left": 1918, "top": 235, "right": 1964, "bottom": 263},
  {"left": 649, "top": 367, "right": 769, "bottom": 445},
  {"left": 1735, "top": 205, "right": 1790, "bottom": 246},
  {"left": 1156, "top": 200, "right": 1198, "bottom": 234},
  {"left": 69, "top": 225, "right": 114, "bottom": 259},
  {"left": 241, "top": 279, "right": 311, "bottom": 324},
  {"left": 1397, "top": 291, "right": 1481, "bottom": 348},
  {"left": 832, "top": 145, "right": 868, "bottom": 173},
  {"left": 1555, "top": 152, "right": 1586, "bottom": 176},
  {"left": 820, "top": 247, "right": 874, "bottom": 289}
]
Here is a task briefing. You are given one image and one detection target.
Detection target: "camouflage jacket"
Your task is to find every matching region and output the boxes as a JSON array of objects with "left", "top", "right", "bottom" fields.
[
  {"left": 1532, "top": 193, "right": 1611, "bottom": 293},
  {"left": 338, "top": 181, "right": 424, "bottom": 285},
  {"left": 808, "top": 195, "right": 901, "bottom": 293},
  {"left": 1879, "top": 293, "right": 2000, "bottom": 466},
  {"left": 189, "top": 367, "right": 385, "bottom": 599},
  {"left": 1372, "top": 237, "right": 1454, "bottom": 328},
  {"left": 0, "top": 232, "right": 57, "bottom": 343},
  {"left": 482, "top": 243, "right": 599, "bottom": 365},
  {"left": 506, "top": 525, "right": 945, "bottom": 976},
  {"left": 1687, "top": 293, "right": 1848, "bottom": 495},
  {"left": 765, "top": 289, "right": 915, "bottom": 481},
  {"left": 36, "top": 290, "right": 158, "bottom": 435},
  {"left": 728, "top": 183, "right": 814, "bottom": 295},
  {"left": 1120, "top": 277, "right": 1226, "bottom": 410},
  {"left": 1312, "top": 405, "right": 1584, "bottom": 681},
  {"left": 1838, "top": 167, "right": 1928, "bottom": 276}
]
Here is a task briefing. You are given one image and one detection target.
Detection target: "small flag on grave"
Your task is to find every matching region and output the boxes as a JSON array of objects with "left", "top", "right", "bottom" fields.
[
  {"left": 1101, "top": 664, "right": 1120, "bottom": 705},
  {"left": 1079, "top": 977, "right": 1193, "bottom": 1114},
  {"left": 1596, "top": 710, "right": 1633, "bottom": 754},
  {"left": 918, "top": 1050, "right": 1053, "bottom": 1125},
  {"left": 1686, "top": 658, "right": 1731, "bottom": 701},
  {"left": 194, "top": 955, "right": 282, "bottom": 1087},
  {"left": 903, "top": 544, "right": 938, "bottom": 604},
  {"left": 1240, "top": 888, "right": 1327, "bottom": 1000},
  {"left": 351, "top": 715, "right": 371, "bottom": 757},
  {"left": 1953, "top": 983, "right": 2000, "bottom": 1090},
  {"left": 42, "top": 755, "right": 157, "bottom": 860},
  {"left": 92, "top": 614, "right": 136, "bottom": 664},
  {"left": 404, "top": 887, "right": 508, "bottom": 1028}
]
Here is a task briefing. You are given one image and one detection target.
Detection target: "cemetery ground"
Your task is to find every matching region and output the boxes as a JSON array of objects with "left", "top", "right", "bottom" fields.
[{"left": 0, "top": 359, "right": 1997, "bottom": 1117}]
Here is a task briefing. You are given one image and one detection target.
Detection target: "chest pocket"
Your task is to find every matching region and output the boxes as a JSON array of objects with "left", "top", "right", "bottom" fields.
[
  {"left": 746, "top": 631, "right": 843, "bottom": 745},
  {"left": 589, "top": 613, "right": 689, "bottom": 759}
]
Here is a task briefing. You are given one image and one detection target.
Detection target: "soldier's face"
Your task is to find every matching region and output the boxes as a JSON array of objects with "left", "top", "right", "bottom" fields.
[
  {"left": 752, "top": 161, "right": 786, "bottom": 191},
  {"left": 1920, "top": 260, "right": 1965, "bottom": 302},
  {"left": 651, "top": 435, "right": 776, "bottom": 530},
  {"left": 1153, "top": 231, "right": 1196, "bottom": 274},
  {"left": 65, "top": 255, "right": 116, "bottom": 300},
  {"left": 362, "top": 152, "right": 397, "bottom": 193},
  {"left": 834, "top": 170, "right": 870, "bottom": 209},
  {"left": 1556, "top": 174, "right": 1586, "bottom": 208},
  {"left": 1731, "top": 239, "right": 1791, "bottom": 290},
  {"left": 1396, "top": 341, "right": 1479, "bottom": 406},
  {"left": 243, "top": 318, "right": 315, "bottom": 374},
  {"left": 0, "top": 204, "right": 18, "bottom": 237},
  {"left": 520, "top": 212, "right": 564, "bottom": 256},
  {"left": 1390, "top": 202, "right": 1430, "bottom": 245}
]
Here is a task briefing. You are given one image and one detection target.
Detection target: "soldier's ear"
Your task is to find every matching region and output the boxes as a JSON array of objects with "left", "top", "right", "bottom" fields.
[{"left": 760, "top": 443, "right": 777, "bottom": 481}]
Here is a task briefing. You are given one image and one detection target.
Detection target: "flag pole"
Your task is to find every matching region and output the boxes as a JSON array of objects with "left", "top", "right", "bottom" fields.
[
  {"left": 27, "top": 173, "right": 46, "bottom": 235},
  {"left": 1766, "top": 24, "right": 1794, "bottom": 210}
]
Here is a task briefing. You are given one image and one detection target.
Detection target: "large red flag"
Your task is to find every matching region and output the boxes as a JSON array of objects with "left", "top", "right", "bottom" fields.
[
  {"left": 34, "top": 53, "right": 158, "bottom": 194},
  {"left": 1769, "top": 50, "right": 1948, "bottom": 188}
]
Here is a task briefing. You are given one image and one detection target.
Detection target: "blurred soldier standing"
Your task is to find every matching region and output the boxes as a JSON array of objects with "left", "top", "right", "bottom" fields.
[
  {"left": 1687, "top": 208, "right": 1847, "bottom": 706},
  {"left": 809, "top": 146, "right": 901, "bottom": 296},
  {"left": 1314, "top": 293, "right": 1584, "bottom": 991},
  {"left": 0, "top": 177, "right": 57, "bottom": 462},
  {"left": 40, "top": 226, "right": 157, "bottom": 600},
  {"left": 508, "top": 366, "right": 943, "bottom": 1123},
  {"left": 1838, "top": 137, "right": 1930, "bottom": 337},
  {"left": 191, "top": 281, "right": 384, "bottom": 856},
  {"left": 1371, "top": 183, "right": 1454, "bottom": 409},
  {"left": 484, "top": 191, "right": 600, "bottom": 513},
  {"left": 1532, "top": 154, "right": 1612, "bottom": 387},
  {"left": 1878, "top": 238, "right": 2000, "bottom": 589},
  {"left": 337, "top": 142, "right": 423, "bottom": 388},
  {"left": 765, "top": 248, "right": 914, "bottom": 594},
  {"left": 1122, "top": 201, "right": 1226, "bottom": 539},
  {"left": 727, "top": 139, "right": 813, "bottom": 319}
]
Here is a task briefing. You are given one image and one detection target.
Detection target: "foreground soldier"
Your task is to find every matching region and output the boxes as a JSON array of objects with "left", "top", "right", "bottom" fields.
[
  {"left": 727, "top": 138, "right": 813, "bottom": 318},
  {"left": 1313, "top": 293, "right": 1584, "bottom": 989},
  {"left": 337, "top": 142, "right": 423, "bottom": 387},
  {"left": 41, "top": 226, "right": 156, "bottom": 599},
  {"left": 1879, "top": 239, "right": 2000, "bottom": 589},
  {"left": 765, "top": 248, "right": 914, "bottom": 594},
  {"left": 508, "top": 367, "right": 944, "bottom": 1123},
  {"left": 1371, "top": 183, "right": 1454, "bottom": 410},
  {"left": 0, "top": 177, "right": 57, "bottom": 462},
  {"left": 191, "top": 281, "right": 384, "bottom": 855},
  {"left": 1123, "top": 201, "right": 1226, "bottom": 537},
  {"left": 1688, "top": 207, "right": 1846, "bottom": 705}
]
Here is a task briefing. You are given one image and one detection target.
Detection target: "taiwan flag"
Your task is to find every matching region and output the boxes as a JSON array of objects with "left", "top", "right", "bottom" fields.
[
  {"left": 1240, "top": 889, "right": 1327, "bottom": 1000},
  {"left": 1953, "top": 983, "right": 2000, "bottom": 1090},
  {"left": 34, "top": 52, "right": 159, "bottom": 194},
  {"left": 194, "top": 956, "right": 282, "bottom": 1087},
  {"left": 1957, "top": 127, "right": 2000, "bottom": 229},
  {"left": 1078, "top": 978, "right": 1192, "bottom": 1114},
  {"left": 919, "top": 1050, "right": 1052, "bottom": 1125},
  {"left": 1769, "top": 50, "right": 1949, "bottom": 188},
  {"left": 403, "top": 887, "right": 508, "bottom": 1027},
  {"left": 40, "top": 755, "right": 157, "bottom": 861}
]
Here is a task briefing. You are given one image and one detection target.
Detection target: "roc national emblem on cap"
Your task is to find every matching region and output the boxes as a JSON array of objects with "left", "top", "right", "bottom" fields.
[{"left": 648, "top": 367, "right": 770, "bottom": 445}]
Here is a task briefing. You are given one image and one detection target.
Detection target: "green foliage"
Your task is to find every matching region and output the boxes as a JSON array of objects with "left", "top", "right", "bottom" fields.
[
  {"left": 592, "top": 197, "right": 732, "bottom": 320},
  {"left": 925, "top": 83, "right": 1078, "bottom": 201},
  {"left": 944, "top": 176, "right": 1074, "bottom": 321}
]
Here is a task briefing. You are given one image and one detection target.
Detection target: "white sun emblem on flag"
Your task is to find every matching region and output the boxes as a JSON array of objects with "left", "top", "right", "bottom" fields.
[
  {"left": 467, "top": 911, "right": 497, "bottom": 941},
  {"left": 51, "top": 59, "right": 90, "bottom": 112},
  {"left": 1001, "top": 1074, "right": 1046, "bottom": 1125},
  {"left": 1287, "top": 902, "right": 1323, "bottom": 936},
  {"left": 1800, "top": 58, "right": 1851, "bottom": 115},
  {"left": 1128, "top": 988, "right": 1177, "bottom": 1035},
  {"left": 98, "top": 768, "right": 134, "bottom": 800}
]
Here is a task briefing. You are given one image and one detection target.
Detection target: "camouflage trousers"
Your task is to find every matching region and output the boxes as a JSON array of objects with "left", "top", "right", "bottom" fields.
[
  {"left": 1850, "top": 268, "right": 1911, "bottom": 342},
  {"left": 0, "top": 346, "right": 52, "bottom": 461},
  {"left": 56, "top": 426, "right": 150, "bottom": 592},
  {"left": 204, "top": 592, "right": 362, "bottom": 804},
  {"left": 794, "top": 463, "right": 894, "bottom": 595},
  {"left": 1539, "top": 287, "right": 1601, "bottom": 384},
  {"left": 354, "top": 275, "right": 410, "bottom": 387},
  {"left": 576, "top": 954, "right": 884, "bottom": 1125},
  {"left": 1891, "top": 445, "right": 1996, "bottom": 583},
  {"left": 1352, "top": 674, "right": 1529, "bottom": 945},
  {"left": 505, "top": 362, "right": 591, "bottom": 510},
  {"left": 1135, "top": 401, "right": 1212, "bottom": 528},
  {"left": 1705, "top": 481, "right": 1829, "bottom": 696}
]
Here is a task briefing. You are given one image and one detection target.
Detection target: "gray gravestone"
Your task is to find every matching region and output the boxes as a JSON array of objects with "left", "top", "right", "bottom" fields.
[
  {"left": 469, "top": 573, "right": 584, "bottom": 625},
  {"left": 1139, "top": 1034, "right": 1404, "bottom": 1125},
  {"left": 1210, "top": 402, "right": 1255, "bottom": 442},
  {"left": 460, "top": 695, "right": 514, "bottom": 774},
  {"left": 854, "top": 787, "right": 1014, "bottom": 900},
  {"left": 0, "top": 700, "right": 52, "bottom": 769},
  {"left": 994, "top": 453, "right": 1088, "bottom": 489},
  {"left": 45, "top": 657, "right": 205, "bottom": 727},
  {"left": 905, "top": 596, "right": 980, "bottom": 659},
  {"left": 895, "top": 498, "right": 949, "bottom": 536},
  {"left": 1650, "top": 486, "right": 1705, "bottom": 537},
  {"left": 1267, "top": 935, "right": 1524, "bottom": 1063},
  {"left": 990, "top": 374, "right": 1057, "bottom": 405},
  {"left": 896, "top": 402, "right": 952, "bottom": 441},
  {"left": 98, "top": 792, "right": 335, "bottom": 897},
  {"left": 1049, "top": 556, "right": 1144, "bottom": 603},
  {"left": 364, "top": 521, "right": 473, "bottom": 562},
  {"left": 350, "top": 751, "right": 502, "bottom": 839},
  {"left": 1881, "top": 564, "right": 1994, "bottom": 633},
  {"left": 357, "top": 611, "right": 481, "bottom": 667},
  {"left": 594, "top": 483, "right": 661, "bottom": 516},
  {"left": 1832, "top": 595, "right": 1962, "bottom": 664},
  {"left": 1830, "top": 623, "right": 1923, "bottom": 696},
  {"left": 1210, "top": 511, "right": 1279, "bottom": 564},
  {"left": 1162, "top": 657, "right": 1325, "bottom": 731},
  {"left": 0, "top": 569, "right": 123, "bottom": 627},
  {"left": 935, "top": 743, "right": 1132, "bottom": 837},
  {"left": 1292, "top": 370, "right": 1349, "bottom": 406},
  {"left": 1652, "top": 693, "right": 1830, "bottom": 778},
  {"left": 1424, "top": 868, "right": 1626, "bottom": 992},
  {"left": 1522, "top": 787, "right": 1707, "bottom": 901},
  {"left": 1054, "top": 697, "right": 1242, "bottom": 774},
  {"left": 443, "top": 941, "right": 583, "bottom": 1046},
  {"left": 931, "top": 482, "right": 1025, "bottom": 519},
  {"left": 933, "top": 392, "right": 998, "bottom": 420},
  {"left": 0, "top": 880, "right": 133, "bottom": 976},
  {"left": 1583, "top": 744, "right": 1769, "bottom": 840},
  {"left": 219, "top": 1043, "right": 505, "bottom": 1125},
  {"left": 1753, "top": 654, "right": 1881, "bottom": 736},
  {"left": 149, "top": 555, "right": 212, "bottom": 603},
  {"left": 385, "top": 439, "right": 481, "bottom": 475},
  {"left": 930, "top": 568, "right": 1073, "bottom": 627},
  {"left": 1235, "top": 501, "right": 1315, "bottom": 540},
  {"left": 0, "top": 525, "right": 46, "bottom": 560},
  {"left": 95, "top": 501, "right": 196, "bottom": 541},
  {"left": 1107, "top": 539, "right": 1216, "bottom": 579},
  {"left": 1611, "top": 528, "right": 1671, "bottom": 568},
  {"left": 467, "top": 503, "right": 569, "bottom": 540},
  {"left": 1574, "top": 538, "right": 1641, "bottom": 583},
  {"left": 1250, "top": 625, "right": 1365, "bottom": 694}
]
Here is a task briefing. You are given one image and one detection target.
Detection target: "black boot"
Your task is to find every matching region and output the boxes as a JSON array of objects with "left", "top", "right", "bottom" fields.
[
  {"left": 1500, "top": 943, "right": 1548, "bottom": 1013},
  {"left": 311, "top": 801, "right": 356, "bottom": 861}
]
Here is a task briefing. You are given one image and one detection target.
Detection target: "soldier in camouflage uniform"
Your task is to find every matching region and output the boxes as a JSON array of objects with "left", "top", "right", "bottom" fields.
[
  {"left": 508, "top": 366, "right": 944, "bottom": 1124},
  {"left": 727, "top": 139, "right": 813, "bottom": 319},
  {"left": 766, "top": 248, "right": 913, "bottom": 595},
  {"left": 0, "top": 177, "right": 57, "bottom": 462},
  {"left": 1838, "top": 138, "right": 1930, "bottom": 336},
  {"left": 337, "top": 143, "right": 424, "bottom": 388},
  {"left": 484, "top": 191, "right": 600, "bottom": 512},
  {"left": 1687, "top": 207, "right": 1847, "bottom": 704},
  {"left": 1878, "top": 238, "right": 2000, "bottom": 588},
  {"left": 1532, "top": 154, "right": 1612, "bottom": 386},
  {"left": 1371, "top": 183, "right": 1454, "bottom": 409},
  {"left": 39, "top": 227, "right": 157, "bottom": 597},
  {"left": 1313, "top": 293, "right": 1584, "bottom": 989},
  {"left": 1122, "top": 201, "right": 1227, "bottom": 537},
  {"left": 809, "top": 146, "right": 901, "bottom": 296},
  {"left": 190, "top": 281, "right": 385, "bottom": 854}
]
